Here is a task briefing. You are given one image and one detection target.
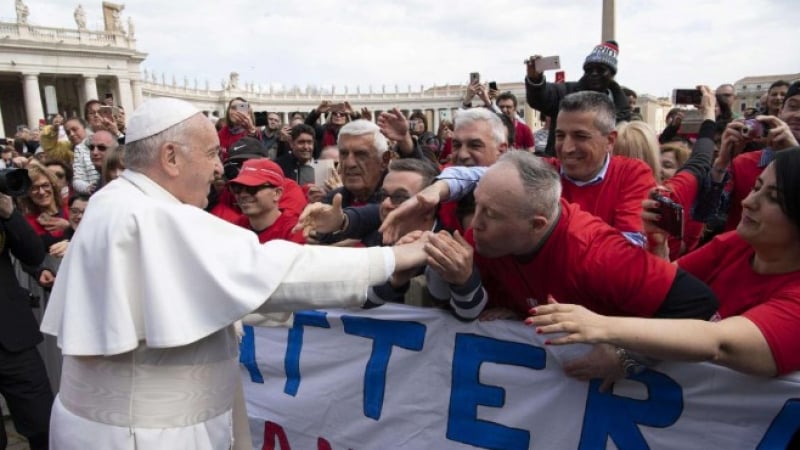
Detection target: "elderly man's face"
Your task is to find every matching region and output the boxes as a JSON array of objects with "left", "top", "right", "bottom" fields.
[
  {"left": 555, "top": 110, "right": 615, "bottom": 182},
  {"left": 338, "top": 133, "right": 385, "bottom": 199},
  {"left": 174, "top": 116, "right": 223, "bottom": 208}
]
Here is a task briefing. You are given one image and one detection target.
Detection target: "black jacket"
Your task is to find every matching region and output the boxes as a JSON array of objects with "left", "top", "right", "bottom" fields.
[{"left": 0, "top": 209, "right": 46, "bottom": 352}]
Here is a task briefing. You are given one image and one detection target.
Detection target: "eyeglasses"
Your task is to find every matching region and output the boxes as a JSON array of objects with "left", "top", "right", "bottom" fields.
[
  {"left": 379, "top": 190, "right": 411, "bottom": 206},
  {"left": 52, "top": 172, "right": 66, "bottom": 179},
  {"left": 89, "top": 144, "right": 109, "bottom": 151},
  {"left": 31, "top": 183, "right": 52, "bottom": 193},
  {"left": 69, "top": 208, "right": 85, "bottom": 216},
  {"left": 331, "top": 111, "right": 348, "bottom": 117},
  {"left": 228, "top": 184, "right": 277, "bottom": 195}
]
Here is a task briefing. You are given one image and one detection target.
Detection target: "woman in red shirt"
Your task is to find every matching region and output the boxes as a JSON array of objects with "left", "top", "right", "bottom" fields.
[{"left": 529, "top": 146, "right": 800, "bottom": 377}]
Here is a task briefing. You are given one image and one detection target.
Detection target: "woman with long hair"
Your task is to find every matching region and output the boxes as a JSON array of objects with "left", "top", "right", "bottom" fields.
[{"left": 18, "top": 161, "right": 70, "bottom": 250}]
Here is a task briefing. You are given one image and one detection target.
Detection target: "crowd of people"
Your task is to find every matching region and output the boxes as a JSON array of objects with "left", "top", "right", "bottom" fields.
[{"left": 0, "top": 38, "right": 798, "bottom": 449}]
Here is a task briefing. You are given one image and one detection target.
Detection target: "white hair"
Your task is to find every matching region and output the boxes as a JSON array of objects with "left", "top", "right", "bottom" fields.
[
  {"left": 337, "top": 119, "right": 389, "bottom": 155},
  {"left": 454, "top": 108, "right": 507, "bottom": 145}
]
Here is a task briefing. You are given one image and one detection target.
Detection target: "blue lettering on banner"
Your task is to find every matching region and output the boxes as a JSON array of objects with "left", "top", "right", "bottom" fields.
[
  {"left": 239, "top": 325, "right": 264, "bottom": 383},
  {"left": 447, "top": 333, "right": 546, "bottom": 450},
  {"left": 284, "top": 310, "right": 330, "bottom": 396},
  {"left": 757, "top": 398, "right": 800, "bottom": 449},
  {"left": 579, "top": 370, "right": 683, "bottom": 449},
  {"left": 341, "top": 316, "right": 426, "bottom": 420}
]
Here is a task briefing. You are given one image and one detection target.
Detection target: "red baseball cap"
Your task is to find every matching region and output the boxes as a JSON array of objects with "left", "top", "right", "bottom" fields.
[{"left": 229, "top": 159, "right": 285, "bottom": 187}]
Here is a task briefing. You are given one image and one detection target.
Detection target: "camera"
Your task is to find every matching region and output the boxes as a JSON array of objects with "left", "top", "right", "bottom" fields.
[
  {"left": 649, "top": 191, "right": 684, "bottom": 239},
  {"left": 741, "top": 119, "right": 768, "bottom": 140},
  {"left": 0, "top": 168, "right": 31, "bottom": 196}
]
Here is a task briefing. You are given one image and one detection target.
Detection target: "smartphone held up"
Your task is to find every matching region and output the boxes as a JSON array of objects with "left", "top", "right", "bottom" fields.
[{"left": 649, "top": 191, "right": 684, "bottom": 239}]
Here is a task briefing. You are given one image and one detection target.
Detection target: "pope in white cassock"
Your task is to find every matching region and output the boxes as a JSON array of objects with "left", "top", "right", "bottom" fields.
[{"left": 40, "top": 98, "right": 428, "bottom": 449}]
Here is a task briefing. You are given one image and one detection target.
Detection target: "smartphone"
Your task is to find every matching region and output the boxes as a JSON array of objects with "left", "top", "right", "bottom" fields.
[
  {"left": 672, "top": 89, "right": 702, "bottom": 105},
  {"left": 649, "top": 191, "right": 684, "bottom": 239},
  {"left": 488, "top": 81, "right": 498, "bottom": 91},
  {"left": 235, "top": 102, "right": 249, "bottom": 113},
  {"left": 535, "top": 56, "right": 561, "bottom": 72},
  {"left": 469, "top": 72, "right": 480, "bottom": 84},
  {"left": 99, "top": 105, "right": 114, "bottom": 117}
]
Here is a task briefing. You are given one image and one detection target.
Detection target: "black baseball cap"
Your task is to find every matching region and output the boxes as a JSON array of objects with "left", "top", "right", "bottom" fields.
[{"left": 227, "top": 137, "right": 269, "bottom": 161}]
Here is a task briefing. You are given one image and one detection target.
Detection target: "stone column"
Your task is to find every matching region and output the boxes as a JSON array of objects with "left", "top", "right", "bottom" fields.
[
  {"left": 0, "top": 99, "right": 6, "bottom": 137},
  {"left": 22, "top": 73, "right": 44, "bottom": 128},
  {"left": 282, "top": 111, "right": 288, "bottom": 124},
  {"left": 602, "top": 0, "right": 615, "bottom": 42},
  {"left": 116, "top": 77, "right": 134, "bottom": 114},
  {"left": 82, "top": 75, "right": 99, "bottom": 103},
  {"left": 131, "top": 79, "right": 143, "bottom": 109}
]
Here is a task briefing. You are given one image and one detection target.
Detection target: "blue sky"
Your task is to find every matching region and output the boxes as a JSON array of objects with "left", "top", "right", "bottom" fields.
[{"left": 3, "top": 0, "right": 798, "bottom": 98}]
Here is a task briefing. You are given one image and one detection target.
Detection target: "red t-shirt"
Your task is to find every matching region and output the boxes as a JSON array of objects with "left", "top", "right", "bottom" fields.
[
  {"left": 210, "top": 179, "right": 308, "bottom": 224},
  {"left": 664, "top": 171, "right": 705, "bottom": 260},
  {"left": 514, "top": 121, "right": 535, "bottom": 150},
  {"left": 677, "top": 232, "right": 800, "bottom": 374},
  {"left": 724, "top": 150, "right": 764, "bottom": 232},
  {"left": 235, "top": 212, "right": 305, "bottom": 244},
  {"left": 547, "top": 155, "right": 655, "bottom": 234},
  {"left": 467, "top": 199, "right": 677, "bottom": 317}
]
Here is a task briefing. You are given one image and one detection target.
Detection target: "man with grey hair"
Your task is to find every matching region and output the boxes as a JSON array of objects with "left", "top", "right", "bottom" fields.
[
  {"left": 40, "top": 98, "right": 429, "bottom": 449},
  {"left": 324, "top": 119, "right": 390, "bottom": 208},
  {"left": 451, "top": 107, "right": 508, "bottom": 167}
]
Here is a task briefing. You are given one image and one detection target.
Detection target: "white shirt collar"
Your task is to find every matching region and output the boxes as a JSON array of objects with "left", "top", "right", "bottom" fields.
[{"left": 560, "top": 153, "right": 611, "bottom": 187}]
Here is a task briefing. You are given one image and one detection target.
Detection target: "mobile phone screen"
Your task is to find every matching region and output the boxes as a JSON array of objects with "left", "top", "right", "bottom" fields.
[{"left": 673, "top": 89, "right": 702, "bottom": 105}]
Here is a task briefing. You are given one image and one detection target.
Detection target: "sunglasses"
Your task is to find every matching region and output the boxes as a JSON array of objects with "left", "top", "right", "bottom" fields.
[
  {"left": 89, "top": 144, "right": 109, "bottom": 151},
  {"left": 229, "top": 184, "right": 277, "bottom": 195},
  {"left": 331, "top": 111, "right": 348, "bottom": 117}
]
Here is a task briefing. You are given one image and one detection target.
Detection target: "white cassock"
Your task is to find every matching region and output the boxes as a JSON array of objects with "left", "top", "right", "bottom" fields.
[{"left": 41, "top": 170, "right": 394, "bottom": 450}]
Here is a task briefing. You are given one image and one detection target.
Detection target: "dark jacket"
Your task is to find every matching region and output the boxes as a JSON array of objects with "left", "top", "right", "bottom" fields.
[
  {"left": 525, "top": 75, "right": 632, "bottom": 155},
  {"left": 0, "top": 209, "right": 46, "bottom": 352}
]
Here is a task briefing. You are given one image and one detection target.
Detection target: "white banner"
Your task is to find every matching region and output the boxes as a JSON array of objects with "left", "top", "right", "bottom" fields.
[{"left": 240, "top": 304, "right": 800, "bottom": 449}]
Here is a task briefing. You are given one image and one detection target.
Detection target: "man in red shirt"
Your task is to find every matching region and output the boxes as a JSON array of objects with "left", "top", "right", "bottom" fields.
[
  {"left": 228, "top": 159, "right": 304, "bottom": 244},
  {"left": 549, "top": 91, "right": 655, "bottom": 245},
  {"left": 496, "top": 92, "right": 535, "bottom": 152}
]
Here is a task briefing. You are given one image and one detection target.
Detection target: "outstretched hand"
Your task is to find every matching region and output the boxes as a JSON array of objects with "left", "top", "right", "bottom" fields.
[
  {"left": 293, "top": 193, "right": 345, "bottom": 240},
  {"left": 380, "top": 185, "right": 444, "bottom": 244},
  {"left": 525, "top": 298, "right": 610, "bottom": 346},
  {"left": 424, "top": 230, "right": 473, "bottom": 286}
]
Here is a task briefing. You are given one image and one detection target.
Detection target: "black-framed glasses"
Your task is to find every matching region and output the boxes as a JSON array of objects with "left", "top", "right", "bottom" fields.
[
  {"left": 379, "top": 190, "right": 411, "bottom": 206},
  {"left": 69, "top": 208, "right": 85, "bottom": 216},
  {"left": 89, "top": 144, "right": 109, "bottom": 151},
  {"left": 228, "top": 184, "right": 276, "bottom": 195},
  {"left": 331, "top": 111, "right": 347, "bottom": 117}
]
